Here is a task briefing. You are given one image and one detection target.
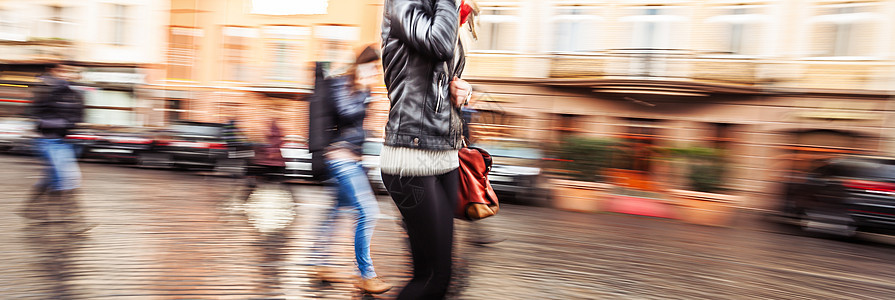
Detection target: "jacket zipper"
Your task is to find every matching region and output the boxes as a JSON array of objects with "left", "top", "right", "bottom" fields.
[{"left": 436, "top": 75, "right": 444, "bottom": 113}]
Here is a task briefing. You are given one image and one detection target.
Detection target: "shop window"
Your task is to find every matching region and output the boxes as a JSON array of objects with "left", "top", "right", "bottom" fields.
[{"left": 620, "top": 118, "right": 662, "bottom": 172}]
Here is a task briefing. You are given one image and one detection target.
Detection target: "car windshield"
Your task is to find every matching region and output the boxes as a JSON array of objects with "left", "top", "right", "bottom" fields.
[
  {"left": 363, "top": 142, "right": 383, "bottom": 156},
  {"left": 170, "top": 124, "right": 221, "bottom": 137},
  {"left": 835, "top": 159, "right": 895, "bottom": 180}
]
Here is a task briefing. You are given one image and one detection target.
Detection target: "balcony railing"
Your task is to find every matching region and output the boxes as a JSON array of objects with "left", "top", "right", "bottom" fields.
[
  {"left": 466, "top": 49, "right": 895, "bottom": 91},
  {"left": 549, "top": 49, "right": 761, "bottom": 86}
]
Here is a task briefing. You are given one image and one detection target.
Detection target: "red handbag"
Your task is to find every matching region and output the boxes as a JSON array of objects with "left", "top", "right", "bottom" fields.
[{"left": 456, "top": 146, "right": 500, "bottom": 220}]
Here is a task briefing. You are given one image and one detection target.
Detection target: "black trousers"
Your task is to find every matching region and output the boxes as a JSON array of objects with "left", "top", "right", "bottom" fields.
[{"left": 382, "top": 169, "right": 458, "bottom": 300}]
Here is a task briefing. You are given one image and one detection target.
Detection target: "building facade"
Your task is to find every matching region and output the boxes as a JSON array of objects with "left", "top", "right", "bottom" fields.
[
  {"left": 0, "top": 0, "right": 169, "bottom": 126},
  {"left": 459, "top": 0, "right": 895, "bottom": 209},
  {"left": 149, "top": 0, "right": 387, "bottom": 140}
]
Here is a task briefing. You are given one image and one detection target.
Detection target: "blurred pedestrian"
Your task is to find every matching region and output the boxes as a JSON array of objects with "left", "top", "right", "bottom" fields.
[
  {"left": 243, "top": 118, "right": 287, "bottom": 200},
  {"left": 379, "top": 0, "right": 478, "bottom": 298},
  {"left": 20, "top": 62, "right": 90, "bottom": 232},
  {"left": 311, "top": 45, "right": 391, "bottom": 294}
]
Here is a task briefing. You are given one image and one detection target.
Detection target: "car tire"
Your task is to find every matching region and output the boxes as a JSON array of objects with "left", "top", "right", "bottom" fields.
[{"left": 214, "top": 158, "right": 246, "bottom": 177}]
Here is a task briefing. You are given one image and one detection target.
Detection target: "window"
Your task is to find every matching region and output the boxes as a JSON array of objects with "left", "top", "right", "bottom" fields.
[
  {"left": 623, "top": 7, "right": 686, "bottom": 49},
  {"left": 620, "top": 118, "right": 662, "bottom": 172},
  {"left": 264, "top": 26, "right": 309, "bottom": 84},
  {"left": 0, "top": 9, "right": 11, "bottom": 33},
  {"left": 314, "top": 25, "right": 359, "bottom": 64},
  {"left": 251, "top": 0, "right": 327, "bottom": 15},
  {"left": 809, "top": 2, "right": 882, "bottom": 58},
  {"left": 37, "top": 5, "right": 73, "bottom": 39},
  {"left": 107, "top": 4, "right": 128, "bottom": 45},
  {"left": 223, "top": 27, "right": 257, "bottom": 82},
  {"left": 705, "top": 5, "right": 769, "bottom": 55},
  {"left": 166, "top": 99, "right": 184, "bottom": 122},
  {"left": 474, "top": 6, "right": 520, "bottom": 52},
  {"left": 620, "top": 6, "right": 687, "bottom": 77},
  {"left": 710, "top": 123, "right": 734, "bottom": 149},
  {"left": 551, "top": 5, "right": 602, "bottom": 52},
  {"left": 166, "top": 27, "right": 202, "bottom": 80},
  {"left": 0, "top": 8, "right": 25, "bottom": 41}
]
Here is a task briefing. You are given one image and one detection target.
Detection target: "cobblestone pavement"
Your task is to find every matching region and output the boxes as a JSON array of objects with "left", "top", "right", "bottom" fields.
[{"left": 4, "top": 154, "right": 895, "bottom": 299}]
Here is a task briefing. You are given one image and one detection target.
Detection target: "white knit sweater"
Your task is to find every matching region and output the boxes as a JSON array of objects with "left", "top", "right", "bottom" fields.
[{"left": 379, "top": 145, "right": 459, "bottom": 176}]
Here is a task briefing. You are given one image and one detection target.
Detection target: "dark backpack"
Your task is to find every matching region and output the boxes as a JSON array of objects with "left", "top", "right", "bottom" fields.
[{"left": 308, "top": 62, "right": 334, "bottom": 181}]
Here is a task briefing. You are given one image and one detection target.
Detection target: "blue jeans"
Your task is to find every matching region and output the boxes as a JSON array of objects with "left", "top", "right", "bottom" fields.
[
  {"left": 313, "top": 159, "right": 380, "bottom": 279},
  {"left": 34, "top": 138, "right": 81, "bottom": 191}
]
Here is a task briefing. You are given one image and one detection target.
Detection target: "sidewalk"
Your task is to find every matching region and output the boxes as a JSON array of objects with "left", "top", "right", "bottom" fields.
[{"left": 4, "top": 154, "right": 895, "bottom": 299}]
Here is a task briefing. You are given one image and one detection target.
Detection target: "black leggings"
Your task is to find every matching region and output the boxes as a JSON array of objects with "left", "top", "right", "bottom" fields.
[{"left": 382, "top": 169, "right": 458, "bottom": 300}]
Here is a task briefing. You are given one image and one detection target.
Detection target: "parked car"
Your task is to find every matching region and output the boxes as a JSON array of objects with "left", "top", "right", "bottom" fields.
[
  {"left": 474, "top": 138, "right": 549, "bottom": 206},
  {"left": 782, "top": 156, "right": 895, "bottom": 236},
  {"left": 65, "top": 126, "right": 115, "bottom": 159},
  {"left": 281, "top": 135, "right": 313, "bottom": 180},
  {"left": 361, "top": 138, "right": 387, "bottom": 194},
  {"left": 145, "top": 121, "right": 254, "bottom": 176},
  {"left": 0, "top": 118, "right": 37, "bottom": 155},
  {"left": 78, "top": 127, "right": 159, "bottom": 163}
]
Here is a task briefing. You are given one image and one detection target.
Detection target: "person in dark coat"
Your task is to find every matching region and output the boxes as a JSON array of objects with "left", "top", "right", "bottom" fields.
[
  {"left": 21, "top": 62, "right": 90, "bottom": 231},
  {"left": 243, "top": 119, "right": 287, "bottom": 200},
  {"left": 254, "top": 119, "right": 286, "bottom": 175}
]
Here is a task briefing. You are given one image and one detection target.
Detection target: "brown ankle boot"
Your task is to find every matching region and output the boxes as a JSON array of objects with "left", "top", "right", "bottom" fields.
[{"left": 357, "top": 276, "right": 392, "bottom": 294}]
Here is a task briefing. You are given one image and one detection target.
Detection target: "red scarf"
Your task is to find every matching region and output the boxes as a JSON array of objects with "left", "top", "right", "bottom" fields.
[{"left": 460, "top": 0, "right": 473, "bottom": 25}]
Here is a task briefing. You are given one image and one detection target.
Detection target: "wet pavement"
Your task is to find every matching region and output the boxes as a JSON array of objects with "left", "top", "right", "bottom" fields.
[{"left": 3, "top": 154, "right": 895, "bottom": 299}]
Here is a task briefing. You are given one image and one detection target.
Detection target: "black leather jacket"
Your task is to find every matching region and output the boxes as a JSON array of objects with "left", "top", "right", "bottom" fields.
[
  {"left": 28, "top": 75, "right": 84, "bottom": 139},
  {"left": 381, "top": 0, "right": 465, "bottom": 150}
]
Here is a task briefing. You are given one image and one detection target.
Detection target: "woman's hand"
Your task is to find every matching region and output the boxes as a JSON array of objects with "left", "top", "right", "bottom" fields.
[{"left": 450, "top": 77, "right": 472, "bottom": 108}]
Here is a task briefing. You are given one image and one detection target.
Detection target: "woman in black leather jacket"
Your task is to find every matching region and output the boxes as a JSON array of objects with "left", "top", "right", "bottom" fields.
[{"left": 380, "top": 0, "right": 477, "bottom": 298}]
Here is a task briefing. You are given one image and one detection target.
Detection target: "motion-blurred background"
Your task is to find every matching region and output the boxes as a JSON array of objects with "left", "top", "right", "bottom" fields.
[{"left": 5, "top": 1, "right": 895, "bottom": 298}]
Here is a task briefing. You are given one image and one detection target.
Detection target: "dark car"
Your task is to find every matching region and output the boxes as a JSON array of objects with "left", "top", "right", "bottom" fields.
[
  {"left": 64, "top": 128, "right": 105, "bottom": 158},
  {"left": 147, "top": 121, "right": 254, "bottom": 176},
  {"left": 79, "top": 127, "right": 159, "bottom": 163},
  {"left": 782, "top": 156, "right": 895, "bottom": 236},
  {"left": 474, "top": 139, "right": 549, "bottom": 206}
]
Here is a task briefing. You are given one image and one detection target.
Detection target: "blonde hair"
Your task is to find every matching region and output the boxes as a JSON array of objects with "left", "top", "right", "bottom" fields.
[{"left": 462, "top": 0, "right": 480, "bottom": 40}]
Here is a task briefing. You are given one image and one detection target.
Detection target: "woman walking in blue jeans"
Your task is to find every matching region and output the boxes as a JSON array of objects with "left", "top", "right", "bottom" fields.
[{"left": 311, "top": 45, "right": 391, "bottom": 294}]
